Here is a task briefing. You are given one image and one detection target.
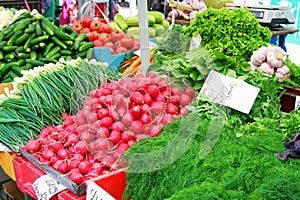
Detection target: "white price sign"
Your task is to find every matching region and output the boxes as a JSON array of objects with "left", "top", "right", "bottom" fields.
[
  {"left": 32, "top": 175, "right": 66, "bottom": 200},
  {"left": 86, "top": 182, "right": 116, "bottom": 200},
  {"left": 198, "top": 70, "right": 260, "bottom": 114},
  {"left": 295, "top": 96, "right": 300, "bottom": 110}
]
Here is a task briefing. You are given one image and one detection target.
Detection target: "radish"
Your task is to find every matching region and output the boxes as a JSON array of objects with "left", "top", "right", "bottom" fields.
[
  {"left": 68, "top": 145, "right": 76, "bottom": 154},
  {"left": 147, "top": 84, "right": 159, "bottom": 98},
  {"left": 149, "top": 124, "right": 162, "bottom": 137},
  {"left": 74, "top": 141, "right": 88, "bottom": 155},
  {"left": 97, "top": 108, "right": 109, "bottom": 119},
  {"left": 100, "top": 116, "right": 114, "bottom": 128},
  {"left": 171, "top": 87, "right": 182, "bottom": 96},
  {"left": 102, "top": 88, "right": 112, "bottom": 96},
  {"left": 42, "top": 148, "right": 55, "bottom": 161},
  {"left": 117, "top": 142, "right": 129, "bottom": 152},
  {"left": 103, "top": 95, "right": 113, "bottom": 106},
  {"left": 122, "top": 113, "right": 134, "bottom": 126},
  {"left": 57, "top": 149, "right": 69, "bottom": 159},
  {"left": 109, "top": 130, "right": 122, "bottom": 144},
  {"left": 180, "top": 93, "right": 191, "bottom": 106},
  {"left": 166, "top": 103, "right": 179, "bottom": 115},
  {"left": 89, "top": 90, "right": 97, "bottom": 98},
  {"left": 76, "top": 124, "right": 89, "bottom": 134},
  {"left": 140, "top": 113, "right": 152, "bottom": 124},
  {"left": 96, "top": 127, "right": 110, "bottom": 139},
  {"left": 57, "top": 161, "right": 69, "bottom": 174},
  {"left": 146, "top": 72, "right": 157, "bottom": 79},
  {"left": 93, "top": 138, "right": 114, "bottom": 151},
  {"left": 49, "top": 156, "right": 59, "bottom": 165},
  {"left": 130, "top": 105, "right": 143, "bottom": 119},
  {"left": 170, "top": 95, "right": 180, "bottom": 105},
  {"left": 180, "top": 107, "right": 188, "bottom": 116},
  {"left": 130, "top": 120, "right": 144, "bottom": 134},
  {"left": 109, "top": 110, "right": 121, "bottom": 121},
  {"left": 130, "top": 91, "right": 144, "bottom": 105},
  {"left": 68, "top": 160, "right": 80, "bottom": 170},
  {"left": 141, "top": 104, "right": 150, "bottom": 114},
  {"left": 91, "top": 162, "right": 103, "bottom": 174},
  {"left": 143, "top": 94, "right": 153, "bottom": 105},
  {"left": 111, "top": 122, "right": 126, "bottom": 132},
  {"left": 38, "top": 128, "right": 51, "bottom": 139},
  {"left": 155, "top": 95, "right": 166, "bottom": 102},
  {"left": 94, "top": 151, "right": 107, "bottom": 161},
  {"left": 93, "top": 102, "right": 102, "bottom": 112},
  {"left": 25, "top": 139, "right": 40, "bottom": 153},
  {"left": 163, "top": 114, "right": 173, "bottom": 125},
  {"left": 135, "top": 134, "right": 148, "bottom": 141},
  {"left": 87, "top": 113, "right": 98, "bottom": 123},
  {"left": 121, "top": 130, "right": 134, "bottom": 143},
  {"left": 151, "top": 102, "right": 165, "bottom": 113},
  {"left": 185, "top": 87, "right": 195, "bottom": 98},
  {"left": 65, "top": 124, "right": 77, "bottom": 133},
  {"left": 101, "top": 155, "right": 115, "bottom": 168},
  {"left": 57, "top": 131, "right": 69, "bottom": 142},
  {"left": 71, "top": 153, "right": 85, "bottom": 162},
  {"left": 80, "top": 132, "right": 95, "bottom": 143},
  {"left": 128, "top": 140, "right": 135, "bottom": 147},
  {"left": 69, "top": 169, "right": 84, "bottom": 184},
  {"left": 65, "top": 134, "right": 80, "bottom": 146},
  {"left": 79, "top": 160, "right": 91, "bottom": 175}
]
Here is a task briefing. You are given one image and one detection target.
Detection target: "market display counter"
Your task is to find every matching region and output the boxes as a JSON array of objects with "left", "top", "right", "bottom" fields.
[{"left": 270, "top": 28, "right": 299, "bottom": 52}]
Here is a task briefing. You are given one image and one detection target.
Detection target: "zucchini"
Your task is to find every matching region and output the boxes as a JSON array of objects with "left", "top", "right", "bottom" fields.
[
  {"left": 114, "top": 14, "right": 128, "bottom": 31},
  {"left": 40, "top": 58, "right": 58, "bottom": 63},
  {"left": 35, "top": 22, "right": 43, "bottom": 36},
  {"left": 10, "top": 11, "right": 31, "bottom": 24},
  {"left": 86, "top": 48, "right": 94, "bottom": 59},
  {"left": 51, "top": 36, "right": 67, "bottom": 49},
  {"left": 109, "top": 21, "right": 124, "bottom": 33}
]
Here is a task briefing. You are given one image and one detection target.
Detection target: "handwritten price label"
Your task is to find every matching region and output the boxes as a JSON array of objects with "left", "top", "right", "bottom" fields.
[
  {"left": 32, "top": 175, "right": 66, "bottom": 200},
  {"left": 199, "top": 70, "right": 260, "bottom": 114},
  {"left": 86, "top": 182, "right": 116, "bottom": 200}
]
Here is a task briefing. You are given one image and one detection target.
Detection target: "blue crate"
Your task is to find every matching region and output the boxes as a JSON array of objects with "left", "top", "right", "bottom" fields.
[{"left": 93, "top": 47, "right": 129, "bottom": 72}]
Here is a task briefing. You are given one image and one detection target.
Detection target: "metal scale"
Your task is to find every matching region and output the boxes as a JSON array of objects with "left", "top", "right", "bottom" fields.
[{"left": 225, "top": 3, "right": 295, "bottom": 30}]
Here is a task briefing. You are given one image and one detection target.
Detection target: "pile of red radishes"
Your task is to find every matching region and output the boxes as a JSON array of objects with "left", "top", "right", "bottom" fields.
[{"left": 23, "top": 73, "right": 195, "bottom": 185}]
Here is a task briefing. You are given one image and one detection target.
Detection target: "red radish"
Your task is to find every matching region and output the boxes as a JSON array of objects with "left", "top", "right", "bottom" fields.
[
  {"left": 163, "top": 114, "right": 173, "bottom": 125},
  {"left": 71, "top": 153, "right": 85, "bottom": 162},
  {"left": 185, "top": 87, "right": 195, "bottom": 98},
  {"left": 149, "top": 124, "right": 162, "bottom": 137},
  {"left": 121, "top": 130, "right": 134, "bottom": 143},
  {"left": 57, "top": 161, "right": 69, "bottom": 174},
  {"left": 155, "top": 95, "right": 166, "bottom": 102},
  {"left": 109, "top": 130, "right": 122, "bottom": 144},
  {"left": 180, "top": 93, "right": 191, "bottom": 106},
  {"left": 121, "top": 113, "right": 134, "bottom": 126},
  {"left": 130, "top": 105, "right": 143, "bottom": 119},
  {"left": 146, "top": 72, "right": 156, "bottom": 79},
  {"left": 79, "top": 160, "right": 91, "bottom": 175},
  {"left": 89, "top": 90, "right": 97, "bottom": 97},
  {"left": 100, "top": 117, "right": 114, "bottom": 128},
  {"left": 171, "top": 87, "right": 182, "bottom": 96},
  {"left": 130, "top": 91, "right": 144, "bottom": 105},
  {"left": 53, "top": 160, "right": 64, "bottom": 170},
  {"left": 113, "top": 94, "right": 127, "bottom": 106},
  {"left": 26, "top": 139, "right": 40, "bottom": 153},
  {"left": 68, "top": 160, "right": 80, "bottom": 170},
  {"left": 151, "top": 102, "right": 165, "bottom": 113},
  {"left": 101, "top": 155, "right": 115, "bottom": 168},
  {"left": 76, "top": 124, "right": 89, "bottom": 134},
  {"left": 103, "top": 95, "right": 113, "bottom": 106},
  {"left": 87, "top": 113, "right": 98, "bottom": 123},
  {"left": 56, "top": 124, "right": 65, "bottom": 132},
  {"left": 57, "top": 149, "right": 69, "bottom": 159},
  {"left": 143, "top": 94, "right": 152, "bottom": 105},
  {"left": 117, "top": 142, "right": 129, "bottom": 152},
  {"left": 116, "top": 106, "right": 127, "bottom": 116},
  {"left": 128, "top": 140, "right": 135, "bottom": 147},
  {"left": 102, "top": 88, "right": 112, "bottom": 96},
  {"left": 109, "top": 110, "right": 120, "bottom": 121},
  {"left": 106, "top": 82, "right": 119, "bottom": 91},
  {"left": 180, "top": 107, "right": 188, "bottom": 116},
  {"left": 87, "top": 154, "right": 95, "bottom": 164},
  {"left": 170, "top": 95, "right": 180, "bottom": 105},
  {"left": 85, "top": 170, "right": 99, "bottom": 179},
  {"left": 147, "top": 84, "right": 159, "bottom": 98},
  {"left": 65, "top": 134, "right": 80, "bottom": 146},
  {"left": 97, "top": 108, "right": 109, "bottom": 119},
  {"left": 96, "top": 127, "right": 110, "bottom": 138},
  {"left": 57, "top": 131, "right": 69, "bottom": 142},
  {"left": 65, "top": 124, "right": 77, "bottom": 133},
  {"left": 91, "top": 162, "right": 103, "bottom": 174},
  {"left": 50, "top": 156, "right": 59, "bottom": 165},
  {"left": 93, "top": 102, "right": 102, "bottom": 111},
  {"left": 172, "top": 114, "right": 179, "bottom": 120},
  {"left": 42, "top": 148, "right": 55, "bottom": 161},
  {"left": 74, "top": 141, "right": 88, "bottom": 155},
  {"left": 94, "top": 138, "right": 114, "bottom": 150},
  {"left": 38, "top": 128, "right": 51, "bottom": 138},
  {"left": 74, "top": 115, "right": 86, "bottom": 126},
  {"left": 141, "top": 104, "right": 150, "bottom": 114},
  {"left": 69, "top": 170, "right": 84, "bottom": 184},
  {"left": 94, "top": 151, "right": 107, "bottom": 161},
  {"left": 68, "top": 146, "right": 76, "bottom": 154},
  {"left": 111, "top": 122, "right": 126, "bottom": 132},
  {"left": 135, "top": 134, "right": 148, "bottom": 141},
  {"left": 80, "top": 132, "right": 94, "bottom": 143},
  {"left": 166, "top": 103, "right": 179, "bottom": 115},
  {"left": 140, "top": 113, "right": 152, "bottom": 124},
  {"left": 130, "top": 120, "right": 144, "bottom": 134},
  {"left": 112, "top": 150, "right": 123, "bottom": 160}
]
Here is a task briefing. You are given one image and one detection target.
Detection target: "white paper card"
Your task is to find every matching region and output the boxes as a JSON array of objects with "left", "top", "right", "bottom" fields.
[
  {"left": 0, "top": 142, "right": 11, "bottom": 152},
  {"left": 32, "top": 175, "right": 66, "bottom": 200},
  {"left": 295, "top": 96, "right": 300, "bottom": 110},
  {"left": 199, "top": 70, "right": 260, "bottom": 114},
  {"left": 189, "top": 34, "right": 202, "bottom": 50},
  {"left": 86, "top": 182, "right": 116, "bottom": 200}
]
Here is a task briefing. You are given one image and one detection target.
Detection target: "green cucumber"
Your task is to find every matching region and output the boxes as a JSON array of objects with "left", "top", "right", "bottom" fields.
[
  {"left": 78, "top": 42, "right": 94, "bottom": 52},
  {"left": 11, "top": 66, "right": 23, "bottom": 77},
  {"left": 24, "top": 34, "right": 36, "bottom": 50},
  {"left": 3, "top": 46, "right": 18, "bottom": 52},
  {"left": 30, "top": 35, "right": 49, "bottom": 45},
  {"left": 46, "top": 46, "right": 61, "bottom": 58},
  {"left": 30, "top": 51, "right": 38, "bottom": 60},
  {"left": 15, "top": 33, "right": 31, "bottom": 45},
  {"left": 51, "top": 36, "right": 67, "bottom": 49},
  {"left": 43, "top": 42, "right": 55, "bottom": 57},
  {"left": 35, "top": 22, "right": 43, "bottom": 36},
  {"left": 17, "top": 53, "right": 30, "bottom": 59},
  {"left": 15, "top": 46, "right": 25, "bottom": 54},
  {"left": 7, "top": 31, "right": 23, "bottom": 46},
  {"left": 27, "top": 59, "right": 44, "bottom": 66},
  {"left": 0, "top": 51, "right": 3, "bottom": 60},
  {"left": 13, "top": 18, "right": 31, "bottom": 32},
  {"left": 53, "top": 29, "right": 74, "bottom": 41},
  {"left": 41, "top": 21, "right": 54, "bottom": 36},
  {"left": 60, "top": 50, "right": 73, "bottom": 55}
]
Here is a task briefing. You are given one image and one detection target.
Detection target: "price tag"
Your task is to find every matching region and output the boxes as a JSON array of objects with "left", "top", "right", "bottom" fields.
[
  {"left": 189, "top": 34, "right": 202, "bottom": 50},
  {"left": 32, "top": 175, "right": 66, "bottom": 200},
  {"left": 86, "top": 182, "right": 116, "bottom": 200},
  {"left": 198, "top": 70, "right": 260, "bottom": 114},
  {"left": 295, "top": 96, "right": 300, "bottom": 110}
]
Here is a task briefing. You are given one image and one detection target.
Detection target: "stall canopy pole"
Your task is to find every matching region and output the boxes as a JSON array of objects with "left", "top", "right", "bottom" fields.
[
  {"left": 138, "top": 0, "right": 150, "bottom": 75},
  {"left": 130, "top": 0, "right": 137, "bottom": 16}
]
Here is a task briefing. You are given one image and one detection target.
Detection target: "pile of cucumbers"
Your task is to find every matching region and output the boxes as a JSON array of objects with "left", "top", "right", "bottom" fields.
[{"left": 0, "top": 11, "right": 94, "bottom": 83}]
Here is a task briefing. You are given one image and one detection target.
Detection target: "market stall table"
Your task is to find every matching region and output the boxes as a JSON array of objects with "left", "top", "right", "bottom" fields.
[{"left": 270, "top": 28, "right": 299, "bottom": 52}]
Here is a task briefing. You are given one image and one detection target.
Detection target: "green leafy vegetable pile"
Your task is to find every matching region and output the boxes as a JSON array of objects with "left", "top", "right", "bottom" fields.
[
  {"left": 182, "top": 8, "right": 272, "bottom": 69},
  {"left": 123, "top": 108, "right": 300, "bottom": 199}
]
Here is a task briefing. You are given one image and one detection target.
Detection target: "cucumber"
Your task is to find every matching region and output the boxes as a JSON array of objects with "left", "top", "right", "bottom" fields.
[
  {"left": 30, "top": 35, "right": 49, "bottom": 45},
  {"left": 25, "top": 24, "right": 35, "bottom": 34},
  {"left": 18, "top": 53, "right": 30, "bottom": 59},
  {"left": 43, "top": 42, "right": 55, "bottom": 57},
  {"left": 17, "top": 59, "right": 26, "bottom": 67},
  {"left": 35, "top": 22, "right": 43, "bottom": 36},
  {"left": 53, "top": 29, "right": 74, "bottom": 41},
  {"left": 60, "top": 50, "right": 73, "bottom": 55},
  {"left": 86, "top": 48, "right": 94, "bottom": 59},
  {"left": 3, "top": 31, "right": 14, "bottom": 40},
  {"left": 0, "top": 51, "right": 3, "bottom": 60},
  {"left": 7, "top": 30, "right": 23, "bottom": 46},
  {"left": 114, "top": 14, "right": 128, "bottom": 31},
  {"left": 24, "top": 34, "right": 36, "bottom": 50},
  {"left": 39, "top": 42, "right": 47, "bottom": 49},
  {"left": 41, "top": 21, "right": 54, "bottom": 36},
  {"left": 13, "top": 19, "right": 31, "bottom": 32},
  {"left": 1, "top": 63, "right": 17, "bottom": 76},
  {"left": 15, "top": 33, "right": 31, "bottom": 45},
  {"left": 46, "top": 46, "right": 61, "bottom": 58},
  {"left": 15, "top": 46, "right": 25, "bottom": 54},
  {"left": 51, "top": 36, "right": 67, "bottom": 49},
  {"left": 40, "top": 58, "right": 58, "bottom": 63},
  {"left": 30, "top": 51, "right": 37, "bottom": 60},
  {"left": 27, "top": 59, "right": 44, "bottom": 66},
  {"left": 78, "top": 42, "right": 94, "bottom": 52},
  {"left": 3, "top": 46, "right": 18, "bottom": 52},
  {"left": 11, "top": 66, "right": 23, "bottom": 77},
  {"left": 0, "top": 41, "right": 7, "bottom": 49}
]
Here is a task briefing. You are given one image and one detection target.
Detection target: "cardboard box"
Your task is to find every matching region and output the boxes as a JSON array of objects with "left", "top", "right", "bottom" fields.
[
  {"left": 0, "top": 83, "right": 13, "bottom": 95},
  {"left": 2, "top": 180, "right": 24, "bottom": 200},
  {"left": 280, "top": 86, "right": 300, "bottom": 113}
]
